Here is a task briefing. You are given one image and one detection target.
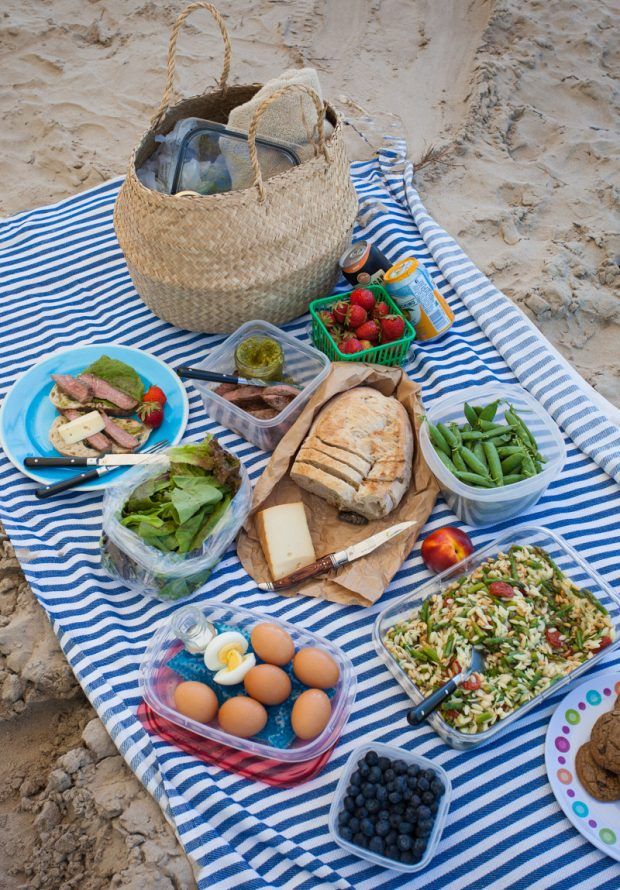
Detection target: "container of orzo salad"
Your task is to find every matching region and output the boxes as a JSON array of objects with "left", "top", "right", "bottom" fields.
[{"left": 374, "top": 526, "right": 620, "bottom": 750}]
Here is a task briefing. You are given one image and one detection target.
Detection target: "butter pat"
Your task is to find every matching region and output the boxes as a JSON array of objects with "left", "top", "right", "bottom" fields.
[
  {"left": 256, "top": 502, "right": 316, "bottom": 581},
  {"left": 58, "top": 410, "right": 105, "bottom": 445}
]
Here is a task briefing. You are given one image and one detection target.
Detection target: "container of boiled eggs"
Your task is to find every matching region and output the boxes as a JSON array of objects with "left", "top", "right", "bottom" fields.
[{"left": 140, "top": 601, "right": 356, "bottom": 762}]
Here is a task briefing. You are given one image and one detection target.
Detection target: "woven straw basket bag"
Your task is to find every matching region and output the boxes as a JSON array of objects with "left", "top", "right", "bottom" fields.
[{"left": 114, "top": 2, "right": 358, "bottom": 334}]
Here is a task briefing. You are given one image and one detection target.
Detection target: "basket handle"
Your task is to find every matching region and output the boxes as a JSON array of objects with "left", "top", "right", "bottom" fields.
[
  {"left": 152, "top": 2, "right": 232, "bottom": 128},
  {"left": 247, "top": 84, "right": 330, "bottom": 203}
]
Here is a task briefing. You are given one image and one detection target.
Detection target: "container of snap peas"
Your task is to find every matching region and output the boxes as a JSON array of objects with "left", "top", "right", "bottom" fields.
[{"left": 419, "top": 384, "right": 566, "bottom": 526}]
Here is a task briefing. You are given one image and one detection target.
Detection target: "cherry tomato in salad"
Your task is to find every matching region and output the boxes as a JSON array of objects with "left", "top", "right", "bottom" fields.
[
  {"left": 443, "top": 709, "right": 460, "bottom": 722},
  {"left": 593, "top": 635, "right": 612, "bottom": 654},
  {"left": 449, "top": 659, "right": 461, "bottom": 676},
  {"left": 488, "top": 581, "right": 516, "bottom": 599},
  {"left": 462, "top": 673, "right": 482, "bottom": 691},
  {"left": 545, "top": 627, "right": 563, "bottom": 649}
]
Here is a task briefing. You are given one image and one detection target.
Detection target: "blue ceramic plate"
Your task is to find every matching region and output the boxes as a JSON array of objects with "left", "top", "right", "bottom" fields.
[{"left": 0, "top": 343, "right": 189, "bottom": 491}]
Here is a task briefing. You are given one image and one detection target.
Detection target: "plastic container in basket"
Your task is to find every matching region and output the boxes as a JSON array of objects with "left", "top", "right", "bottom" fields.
[
  {"left": 100, "top": 451, "right": 251, "bottom": 601},
  {"left": 140, "top": 601, "right": 356, "bottom": 762},
  {"left": 191, "top": 320, "right": 330, "bottom": 452},
  {"left": 309, "top": 284, "right": 415, "bottom": 366},
  {"left": 374, "top": 525, "right": 620, "bottom": 750},
  {"left": 419, "top": 383, "right": 566, "bottom": 526},
  {"left": 328, "top": 742, "right": 451, "bottom": 872}
]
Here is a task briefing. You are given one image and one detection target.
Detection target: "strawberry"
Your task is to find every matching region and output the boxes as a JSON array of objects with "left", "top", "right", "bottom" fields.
[
  {"left": 318, "top": 310, "right": 337, "bottom": 330},
  {"left": 349, "top": 287, "right": 375, "bottom": 313},
  {"left": 372, "top": 300, "right": 389, "bottom": 320},
  {"left": 358, "top": 339, "right": 373, "bottom": 350},
  {"left": 332, "top": 300, "right": 349, "bottom": 325},
  {"left": 345, "top": 303, "right": 367, "bottom": 330},
  {"left": 355, "top": 320, "right": 380, "bottom": 343},
  {"left": 143, "top": 384, "right": 167, "bottom": 405},
  {"left": 138, "top": 402, "right": 165, "bottom": 429},
  {"left": 380, "top": 314, "right": 405, "bottom": 342},
  {"left": 340, "top": 338, "right": 364, "bottom": 354}
]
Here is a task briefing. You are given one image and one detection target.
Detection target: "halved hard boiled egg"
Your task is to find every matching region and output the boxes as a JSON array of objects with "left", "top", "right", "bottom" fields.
[{"left": 204, "top": 631, "right": 256, "bottom": 686}]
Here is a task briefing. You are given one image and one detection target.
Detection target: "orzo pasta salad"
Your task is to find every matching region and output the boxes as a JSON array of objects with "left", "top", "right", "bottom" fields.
[{"left": 384, "top": 544, "right": 614, "bottom": 734}]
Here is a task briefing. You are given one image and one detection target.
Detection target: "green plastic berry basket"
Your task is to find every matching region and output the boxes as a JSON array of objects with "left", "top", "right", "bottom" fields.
[{"left": 309, "top": 284, "right": 416, "bottom": 366}]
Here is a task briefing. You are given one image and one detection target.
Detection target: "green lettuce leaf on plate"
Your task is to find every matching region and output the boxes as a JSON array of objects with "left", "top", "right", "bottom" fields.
[{"left": 83, "top": 355, "right": 145, "bottom": 401}]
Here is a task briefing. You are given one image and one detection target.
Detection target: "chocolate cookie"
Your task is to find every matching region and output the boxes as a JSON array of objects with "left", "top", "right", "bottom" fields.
[
  {"left": 576, "top": 742, "right": 620, "bottom": 801},
  {"left": 590, "top": 711, "right": 620, "bottom": 774}
]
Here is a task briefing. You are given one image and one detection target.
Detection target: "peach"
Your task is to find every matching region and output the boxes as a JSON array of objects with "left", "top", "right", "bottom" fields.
[{"left": 421, "top": 526, "right": 474, "bottom": 573}]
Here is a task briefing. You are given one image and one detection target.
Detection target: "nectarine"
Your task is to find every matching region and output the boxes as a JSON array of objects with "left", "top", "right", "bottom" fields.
[{"left": 421, "top": 526, "right": 474, "bottom": 573}]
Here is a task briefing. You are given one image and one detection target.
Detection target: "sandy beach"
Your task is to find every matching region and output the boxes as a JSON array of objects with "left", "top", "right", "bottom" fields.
[{"left": 0, "top": 0, "right": 618, "bottom": 886}]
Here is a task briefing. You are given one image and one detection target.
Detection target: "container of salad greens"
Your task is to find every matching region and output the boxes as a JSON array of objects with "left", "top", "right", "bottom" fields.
[{"left": 100, "top": 436, "right": 251, "bottom": 601}]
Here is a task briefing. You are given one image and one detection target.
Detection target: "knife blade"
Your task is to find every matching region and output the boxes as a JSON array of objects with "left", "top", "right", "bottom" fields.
[
  {"left": 257, "top": 520, "right": 416, "bottom": 591},
  {"left": 175, "top": 366, "right": 273, "bottom": 389},
  {"left": 26, "top": 454, "right": 169, "bottom": 468}
]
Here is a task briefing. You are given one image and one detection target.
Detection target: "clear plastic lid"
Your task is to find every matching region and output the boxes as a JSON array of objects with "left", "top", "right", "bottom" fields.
[
  {"left": 374, "top": 525, "right": 620, "bottom": 750},
  {"left": 140, "top": 600, "right": 356, "bottom": 762}
]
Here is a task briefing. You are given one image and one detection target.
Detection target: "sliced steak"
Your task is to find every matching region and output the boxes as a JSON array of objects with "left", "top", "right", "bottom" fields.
[
  {"left": 214, "top": 383, "right": 238, "bottom": 396},
  {"left": 261, "top": 390, "right": 297, "bottom": 413},
  {"left": 79, "top": 374, "right": 138, "bottom": 410},
  {"left": 262, "top": 384, "right": 299, "bottom": 398},
  {"left": 61, "top": 410, "right": 112, "bottom": 452},
  {"left": 247, "top": 407, "right": 279, "bottom": 420},
  {"left": 51, "top": 373, "right": 92, "bottom": 404},
  {"left": 99, "top": 412, "right": 139, "bottom": 450}
]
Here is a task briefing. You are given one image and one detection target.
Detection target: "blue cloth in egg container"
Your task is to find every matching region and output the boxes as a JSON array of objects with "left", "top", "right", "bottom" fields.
[{"left": 167, "top": 622, "right": 335, "bottom": 749}]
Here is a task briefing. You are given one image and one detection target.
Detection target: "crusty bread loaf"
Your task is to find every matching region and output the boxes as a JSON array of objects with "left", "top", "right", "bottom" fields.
[{"left": 290, "top": 387, "right": 413, "bottom": 520}]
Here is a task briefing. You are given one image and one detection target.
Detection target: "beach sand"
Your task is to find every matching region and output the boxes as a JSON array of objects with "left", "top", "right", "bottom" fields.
[{"left": 0, "top": 1, "right": 618, "bottom": 886}]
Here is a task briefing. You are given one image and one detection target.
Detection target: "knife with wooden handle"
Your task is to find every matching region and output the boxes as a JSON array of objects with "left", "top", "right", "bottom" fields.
[{"left": 257, "top": 521, "right": 416, "bottom": 591}]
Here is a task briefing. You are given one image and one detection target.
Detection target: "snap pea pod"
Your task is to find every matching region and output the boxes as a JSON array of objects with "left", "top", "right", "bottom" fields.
[
  {"left": 459, "top": 445, "right": 491, "bottom": 476},
  {"left": 437, "top": 422, "right": 459, "bottom": 450},
  {"left": 479, "top": 400, "right": 500, "bottom": 421},
  {"left": 460, "top": 430, "right": 486, "bottom": 441},
  {"left": 478, "top": 419, "right": 506, "bottom": 433},
  {"left": 483, "top": 440, "right": 504, "bottom": 486},
  {"left": 437, "top": 450, "right": 459, "bottom": 474},
  {"left": 473, "top": 441, "right": 488, "bottom": 469},
  {"left": 501, "top": 452, "right": 525, "bottom": 473},
  {"left": 428, "top": 422, "right": 451, "bottom": 454},
  {"left": 503, "top": 473, "right": 526, "bottom": 485},
  {"left": 497, "top": 445, "right": 526, "bottom": 457},
  {"left": 505, "top": 406, "right": 538, "bottom": 451},
  {"left": 452, "top": 450, "right": 467, "bottom": 472},
  {"left": 454, "top": 470, "right": 495, "bottom": 487},
  {"left": 464, "top": 402, "right": 480, "bottom": 427},
  {"left": 450, "top": 422, "right": 462, "bottom": 446},
  {"left": 521, "top": 454, "right": 536, "bottom": 477}
]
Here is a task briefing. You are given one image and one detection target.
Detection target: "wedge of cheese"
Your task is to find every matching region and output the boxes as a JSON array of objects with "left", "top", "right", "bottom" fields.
[
  {"left": 57, "top": 410, "right": 105, "bottom": 445},
  {"left": 256, "top": 502, "right": 316, "bottom": 582}
]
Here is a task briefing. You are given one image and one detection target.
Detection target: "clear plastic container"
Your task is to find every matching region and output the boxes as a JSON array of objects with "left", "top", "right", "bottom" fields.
[
  {"left": 140, "top": 601, "right": 356, "bottom": 762},
  {"left": 419, "top": 383, "right": 566, "bottom": 527},
  {"left": 192, "top": 320, "right": 331, "bottom": 451},
  {"left": 328, "top": 742, "right": 451, "bottom": 873},
  {"left": 374, "top": 525, "right": 620, "bottom": 750},
  {"left": 101, "top": 453, "right": 251, "bottom": 601}
]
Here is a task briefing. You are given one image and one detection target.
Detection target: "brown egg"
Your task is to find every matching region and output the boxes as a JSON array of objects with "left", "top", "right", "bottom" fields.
[
  {"left": 173, "top": 681, "right": 219, "bottom": 724},
  {"left": 293, "top": 647, "right": 340, "bottom": 689},
  {"left": 251, "top": 622, "right": 295, "bottom": 666},
  {"left": 244, "top": 664, "right": 292, "bottom": 705},
  {"left": 291, "top": 689, "right": 332, "bottom": 740},
  {"left": 218, "top": 696, "right": 268, "bottom": 738}
]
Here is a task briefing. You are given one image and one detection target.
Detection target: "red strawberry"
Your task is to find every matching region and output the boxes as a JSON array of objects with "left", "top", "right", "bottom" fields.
[
  {"left": 139, "top": 402, "right": 165, "bottom": 429},
  {"left": 380, "top": 314, "right": 405, "bottom": 342},
  {"left": 143, "top": 385, "right": 167, "bottom": 405},
  {"left": 373, "top": 300, "right": 389, "bottom": 320},
  {"left": 332, "top": 300, "right": 349, "bottom": 325},
  {"left": 318, "top": 310, "right": 337, "bottom": 330},
  {"left": 355, "top": 320, "right": 380, "bottom": 343},
  {"left": 345, "top": 304, "right": 367, "bottom": 330},
  {"left": 349, "top": 287, "right": 375, "bottom": 313},
  {"left": 340, "top": 338, "right": 364, "bottom": 354},
  {"left": 358, "top": 339, "right": 373, "bottom": 350}
]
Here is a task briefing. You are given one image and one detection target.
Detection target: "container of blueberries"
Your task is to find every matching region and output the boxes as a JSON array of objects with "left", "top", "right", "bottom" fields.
[{"left": 328, "top": 742, "right": 451, "bottom": 872}]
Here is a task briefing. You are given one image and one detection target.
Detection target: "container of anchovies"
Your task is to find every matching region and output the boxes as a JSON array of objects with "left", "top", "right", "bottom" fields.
[
  {"left": 374, "top": 525, "right": 620, "bottom": 750},
  {"left": 419, "top": 383, "right": 566, "bottom": 526}
]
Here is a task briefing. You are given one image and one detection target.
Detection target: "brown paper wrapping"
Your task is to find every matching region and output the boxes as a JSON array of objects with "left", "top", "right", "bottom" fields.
[{"left": 236, "top": 362, "right": 439, "bottom": 607}]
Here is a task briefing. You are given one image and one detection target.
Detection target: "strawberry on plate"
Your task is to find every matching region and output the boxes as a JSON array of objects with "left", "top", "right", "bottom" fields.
[
  {"left": 138, "top": 384, "right": 167, "bottom": 429},
  {"left": 143, "top": 385, "right": 167, "bottom": 405}
]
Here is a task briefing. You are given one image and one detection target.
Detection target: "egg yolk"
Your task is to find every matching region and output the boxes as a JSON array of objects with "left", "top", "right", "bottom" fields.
[{"left": 221, "top": 646, "right": 244, "bottom": 672}]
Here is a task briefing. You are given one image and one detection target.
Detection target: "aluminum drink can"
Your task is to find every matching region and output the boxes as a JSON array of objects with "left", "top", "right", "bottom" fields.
[
  {"left": 339, "top": 240, "right": 391, "bottom": 286},
  {"left": 384, "top": 257, "right": 454, "bottom": 341}
]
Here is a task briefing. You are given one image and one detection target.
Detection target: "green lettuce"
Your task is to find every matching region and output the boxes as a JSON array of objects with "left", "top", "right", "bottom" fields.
[{"left": 83, "top": 355, "right": 144, "bottom": 401}]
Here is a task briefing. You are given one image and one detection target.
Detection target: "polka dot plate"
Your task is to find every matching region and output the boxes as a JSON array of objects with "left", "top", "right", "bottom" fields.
[{"left": 545, "top": 671, "right": 620, "bottom": 861}]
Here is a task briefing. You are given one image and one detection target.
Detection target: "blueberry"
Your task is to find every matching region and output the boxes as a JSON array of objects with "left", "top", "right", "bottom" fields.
[
  {"left": 407, "top": 775, "right": 418, "bottom": 790},
  {"left": 424, "top": 769, "right": 436, "bottom": 782},
  {"left": 388, "top": 792, "right": 402, "bottom": 805},
  {"left": 349, "top": 817, "right": 360, "bottom": 833},
  {"left": 413, "top": 838, "right": 427, "bottom": 856},
  {"left": 395, "top": 776, "right": 409, "bottom": 794},
  {"left": 422, "top": 791, "right": 434, "bottom": 805},
  {"left": 362, "top": 783, "right": 376, "bottom": 799},
  {"left": 418, "top": 777, "right": 430, "bottom": 792},
  {"left": 338, "top": 811, "right": 350, "bottom": 826},
  {"left": 355, "top": 793, "right": 365, "bottom": 808},
  {"left": 409, "top": 794, "right": 421, "bottom": 809},
  {"left": 430, "top": 802, "right": 439, "bottom": 815},
  {"left": 404, "top": 807, "right": 418, "bottom": 823},
  {"left": 379, "top": 757, "right": 391, "bottom": 771},
  {"left": 375, "top": 786, "right": 387, "bottom": 803},
  {"left": 357, "top": 807, "right": 368, "bottom": 819},
  {"left": 361, "top": 818, "right": 375, "bottom": 838},
  {"left": 393, "top": 803, "right": 406, "bottom": 815},
  {"left": 390, "top": 813, "right": 401, "bottom": 828},
  {"left": 397, "top": 833, "right": 412, "bottom": 851},
  {"left": 394, "top": 760, "right": 407, "bottom": 775},
  {"left": 365, "top": 750, "right": 379, "bottom": 766},
  {"left": 386, "top": 844, "right": 400, "bottom": 861},
  {"left": 400, "top": 851, "right": 414, "bottom": 864},
  {"left": 369, "top": 765, "right": 382, "bottom": 782},
  {"left": 399, "top": 821, "right": 414, "bottom": 835},
  {"left": 344, "top": 796, "right": 355, "bottom": 812},
  {"left": 358, "top": 836, "right": 369, "bottom": 849},
  {"left": 353, "top": 832, "right": 365, "bottom": 846},
  {"left": 378, "top": 809, "right": 390, "bottom": 821},
  {"left": 384, "top": 768, "right": 395, "bottom": 782},
  {"left": 408, "top": 762, "right": 420, "bottom": 775},
  {"left": 386, "top": 781, "right": 396, "bottom": 793},
  {"left": 431, "top": 778, "right": 444, "bottom": 796},
  {"left": 339, "top": 826, "right": 353, "bottom": 842},
  {"left": 417, "top": 821, "right": 432, "bottom": 838},
  {"left": 417, "top": 805, "right": 432, "bottom": 821},
  {"left": 350, "top": 771, "right": 361, "bottom": 787},
  {"left": 369, "top": 836, "right": 384, "bottom": 855},
  {"left": 359, "top": 763, "right": 370, "bottom": 778},
  {"left": 376, "top": 820, "right": 390, "bottom": 837},
  {"left": 366, "top": 799, "right": 380, "bottom": 814}
]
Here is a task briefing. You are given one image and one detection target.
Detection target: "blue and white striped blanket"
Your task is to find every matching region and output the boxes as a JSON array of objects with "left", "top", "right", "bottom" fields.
[{"left": 1, "top": 142, "right": 619, "bottom": 889}]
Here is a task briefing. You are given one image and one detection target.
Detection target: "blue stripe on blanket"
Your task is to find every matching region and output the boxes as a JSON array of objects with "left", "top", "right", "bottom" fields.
[{"left": 0, "top": 147, "right": 618, "bottom": 889}]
